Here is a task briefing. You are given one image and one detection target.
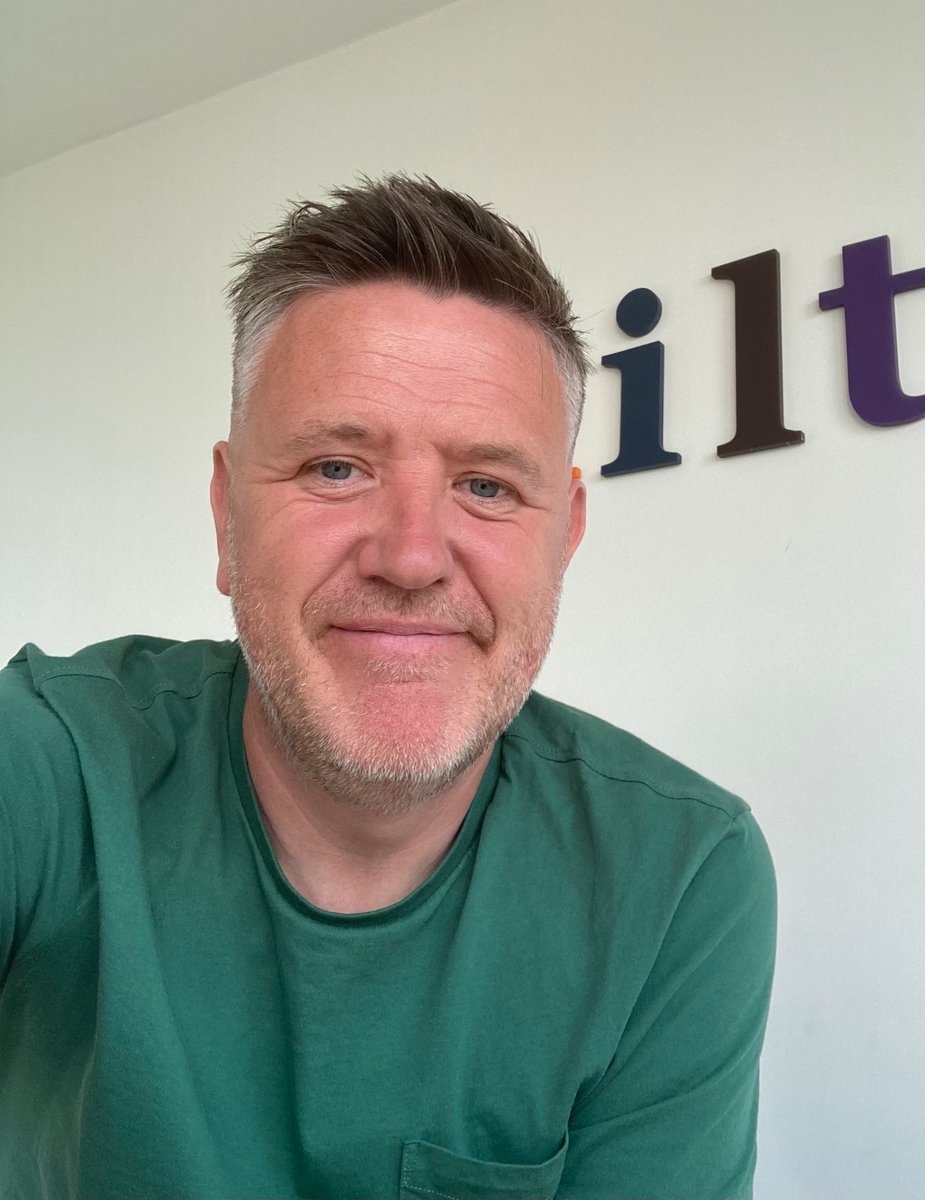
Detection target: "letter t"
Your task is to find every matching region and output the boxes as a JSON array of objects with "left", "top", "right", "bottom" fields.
[{"left": 819, "top": 235, "right": 925, "bottom": 426}]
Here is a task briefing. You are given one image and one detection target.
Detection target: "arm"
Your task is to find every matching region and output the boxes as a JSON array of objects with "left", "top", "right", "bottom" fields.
[
  {"left": 0, "top": 795, "right": 14, "bottom": 984},
  {"left": 0, "top": 651, "right": 89, "bottom": 983},
  {"left": 559, "top": 810, "right": 776, "bottom": 1200}
]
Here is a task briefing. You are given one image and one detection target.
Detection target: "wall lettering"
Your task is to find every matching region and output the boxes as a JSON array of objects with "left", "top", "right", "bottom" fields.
[
  {"left": 600, "top": 234, "right": 925, "bottom": 478},
  {"left": 711, "top": 249, "right": 804, "bottom": 457},
  {"left": 819, "top": 235, "right": 925, "bottom": 427},
  {"left": 600, "top": 288, "right": 681, "bottom": 477}
]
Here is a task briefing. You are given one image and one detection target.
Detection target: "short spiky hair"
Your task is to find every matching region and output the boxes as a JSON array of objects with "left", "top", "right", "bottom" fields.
[{"left": 227, "top": 175, "right": 590, "bottom": 448}]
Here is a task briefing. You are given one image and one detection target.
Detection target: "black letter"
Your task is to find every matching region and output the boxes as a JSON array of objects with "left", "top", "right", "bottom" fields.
[{"left": 711, "top": 250, "right": 804, "bottom": 457}]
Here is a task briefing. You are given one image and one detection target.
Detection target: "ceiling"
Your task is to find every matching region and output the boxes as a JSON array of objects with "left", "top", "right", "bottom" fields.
[{"left": 0, "top": 0, "right": 456, "bottom": 177}]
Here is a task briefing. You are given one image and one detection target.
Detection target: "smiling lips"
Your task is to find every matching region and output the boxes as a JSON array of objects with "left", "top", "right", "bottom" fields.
[
  {"left": 330, "top": 621, "right": 468, "bottom": 658},
  {"left": 306, "top": 586, "right": 497, "bottom": 650},
  {"left": 333, "top": 620, "right": 466, "bottom": 637}
]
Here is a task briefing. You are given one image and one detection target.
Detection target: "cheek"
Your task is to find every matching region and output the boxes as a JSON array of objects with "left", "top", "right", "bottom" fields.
[
  {"left": 461, "top": 523, "right": 565, "bottom": 608},
  {"left": 239, "top": 500, "right": 360, "bottom": 577}
]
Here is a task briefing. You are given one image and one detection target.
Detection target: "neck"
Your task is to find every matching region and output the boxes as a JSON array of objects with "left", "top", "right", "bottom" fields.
[{"left": 241, "top": 689, "right": 492, "bottom": 913}]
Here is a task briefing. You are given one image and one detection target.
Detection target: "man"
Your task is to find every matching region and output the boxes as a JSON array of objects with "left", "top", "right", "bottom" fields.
[{"left": 0, "top": 176, "right": 775, "bottom": 1200}]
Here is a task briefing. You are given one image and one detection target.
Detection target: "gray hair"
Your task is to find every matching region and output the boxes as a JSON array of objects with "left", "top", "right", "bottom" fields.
[{"left": 227, "top": 175, "right": 590, "bottom": 449}]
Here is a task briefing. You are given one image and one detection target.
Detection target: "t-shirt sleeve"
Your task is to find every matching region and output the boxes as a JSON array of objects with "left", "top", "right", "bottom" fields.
[
  {"left": 558, "top": 808, "right": 776, "bottom": 1200},
  {"left": 0, "top": 655, "right": 90, "bottom": 982},
  {"left": 0, "top": 785, "right": 15, "bottom": 980}
]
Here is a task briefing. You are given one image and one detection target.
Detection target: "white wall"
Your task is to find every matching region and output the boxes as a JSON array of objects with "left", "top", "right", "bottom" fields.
[{"left": 2, "top": 0, "right": 924, "bottom": 1194}]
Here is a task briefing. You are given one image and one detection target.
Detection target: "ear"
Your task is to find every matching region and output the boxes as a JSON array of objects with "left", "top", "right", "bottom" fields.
[
  {"left": 210, "top": 441, "right": 233, "bottom": 596},
  {"left": 564, "top": 475, "right": 586, "bottom": 565}
]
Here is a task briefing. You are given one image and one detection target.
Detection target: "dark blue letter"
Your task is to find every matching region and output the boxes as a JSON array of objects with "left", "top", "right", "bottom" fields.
[{"left": 600, "top": 288, "right": 681, "bottom": 478}]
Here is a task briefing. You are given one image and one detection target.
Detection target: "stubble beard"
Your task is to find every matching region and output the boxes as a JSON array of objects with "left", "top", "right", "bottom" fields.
[{"left": 226, "top": 536, "right": 564, "bottom": 816}]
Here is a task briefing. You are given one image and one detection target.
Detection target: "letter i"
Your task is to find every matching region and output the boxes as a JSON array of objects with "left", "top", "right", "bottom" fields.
[{"left": 600, "top": 288, "right": 681, "bottom": 477}]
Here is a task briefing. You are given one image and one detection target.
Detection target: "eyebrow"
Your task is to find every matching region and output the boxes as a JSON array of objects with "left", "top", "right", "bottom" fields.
[
  {"left": 456, "top": 443, "right": 547, "bottom": 488},
  {"left": 279, "top": 420, "right": 375, "bottom": 458},
  {"left": 277, "top": 422, "right": 547, "bottom": 488}
]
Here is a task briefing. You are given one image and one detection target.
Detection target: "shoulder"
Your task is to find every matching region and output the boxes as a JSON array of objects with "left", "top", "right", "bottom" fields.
[
  {"left": 5, "top": 634, "right": 241, "bottom": 709},
  {"left": 500, "top": 693, "right": 775, "bottom": 995},
  {"left": 0, "top": 636, "right": 242, "bottom": 964},
  {"left": 506, "top": 691, "right": 748, "bottom": 822},
  {"left": 0, "top": 634, "right": 241, "bottom": 817},
  {"left": 500, "top": 692, "right": 773, "bottom": 908}
]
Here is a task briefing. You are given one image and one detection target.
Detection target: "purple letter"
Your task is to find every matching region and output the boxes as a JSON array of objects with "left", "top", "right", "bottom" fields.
[{"left": 819, "top": 235, "right": 925, "bottom": 426}]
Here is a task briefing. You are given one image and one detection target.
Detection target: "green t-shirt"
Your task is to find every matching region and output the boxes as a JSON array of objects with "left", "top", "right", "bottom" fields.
[{"left": 0, "top": 637, "right": 775, "bottom": 1200}]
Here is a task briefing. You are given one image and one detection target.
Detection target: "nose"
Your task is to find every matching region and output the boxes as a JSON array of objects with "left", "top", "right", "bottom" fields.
[{"left": 355, "top": 482, "right": 454, "bottom": 590}]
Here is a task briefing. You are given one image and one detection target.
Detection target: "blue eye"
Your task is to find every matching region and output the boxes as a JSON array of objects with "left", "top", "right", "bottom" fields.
[
  {"left": 319, "top": 460, "right": 353, "bottom": 481},
  {"left": 468, "top": 478, "right": 502, "bottom": 499}
]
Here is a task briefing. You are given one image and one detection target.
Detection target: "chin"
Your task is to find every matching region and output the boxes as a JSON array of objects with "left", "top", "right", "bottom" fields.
[
  {"left": 252, "top": 666, "right": 517, "bottom": 812},
  {"left": 234, "top": 588, "right": 552, "bottom": 808}
]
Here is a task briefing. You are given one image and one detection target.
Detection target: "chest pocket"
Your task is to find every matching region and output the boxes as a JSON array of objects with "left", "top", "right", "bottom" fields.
[{"left": 400, "top": 1136, "right": 568, "bottom": 1200}]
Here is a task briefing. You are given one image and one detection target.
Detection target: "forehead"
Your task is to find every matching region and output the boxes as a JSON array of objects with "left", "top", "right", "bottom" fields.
[{"left": 245, "top": 282, "right": 568, "bottom": 450}]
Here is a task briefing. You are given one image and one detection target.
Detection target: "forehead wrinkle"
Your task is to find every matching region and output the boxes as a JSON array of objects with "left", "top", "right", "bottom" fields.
[
  {"left": 316, "top": 341, "right": 535, "bottom": 389},
  {"left": 390, "top": 340, "right": 543, "bottom": 387},
  {"left": 283, "top": 358, "right": 540, "bottom": 417},
  {"left": 330, "top": 310, "right": 544, "bottom": 365}
]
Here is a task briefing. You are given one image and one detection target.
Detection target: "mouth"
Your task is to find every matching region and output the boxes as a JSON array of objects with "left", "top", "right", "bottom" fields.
[
  {"left": 332, "top": 620, "right": 467, "bottom": 637},
  {"left": 329, "top": 625, "right": 466, "bottom": 652},
  {"left": 325, "top": 624, "right": 469, "bottom": 673}
]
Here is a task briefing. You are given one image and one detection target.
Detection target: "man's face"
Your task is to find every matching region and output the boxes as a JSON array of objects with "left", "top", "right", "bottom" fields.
[{"left": 211, "top": 282, "right": 585, "bottom": 809}]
